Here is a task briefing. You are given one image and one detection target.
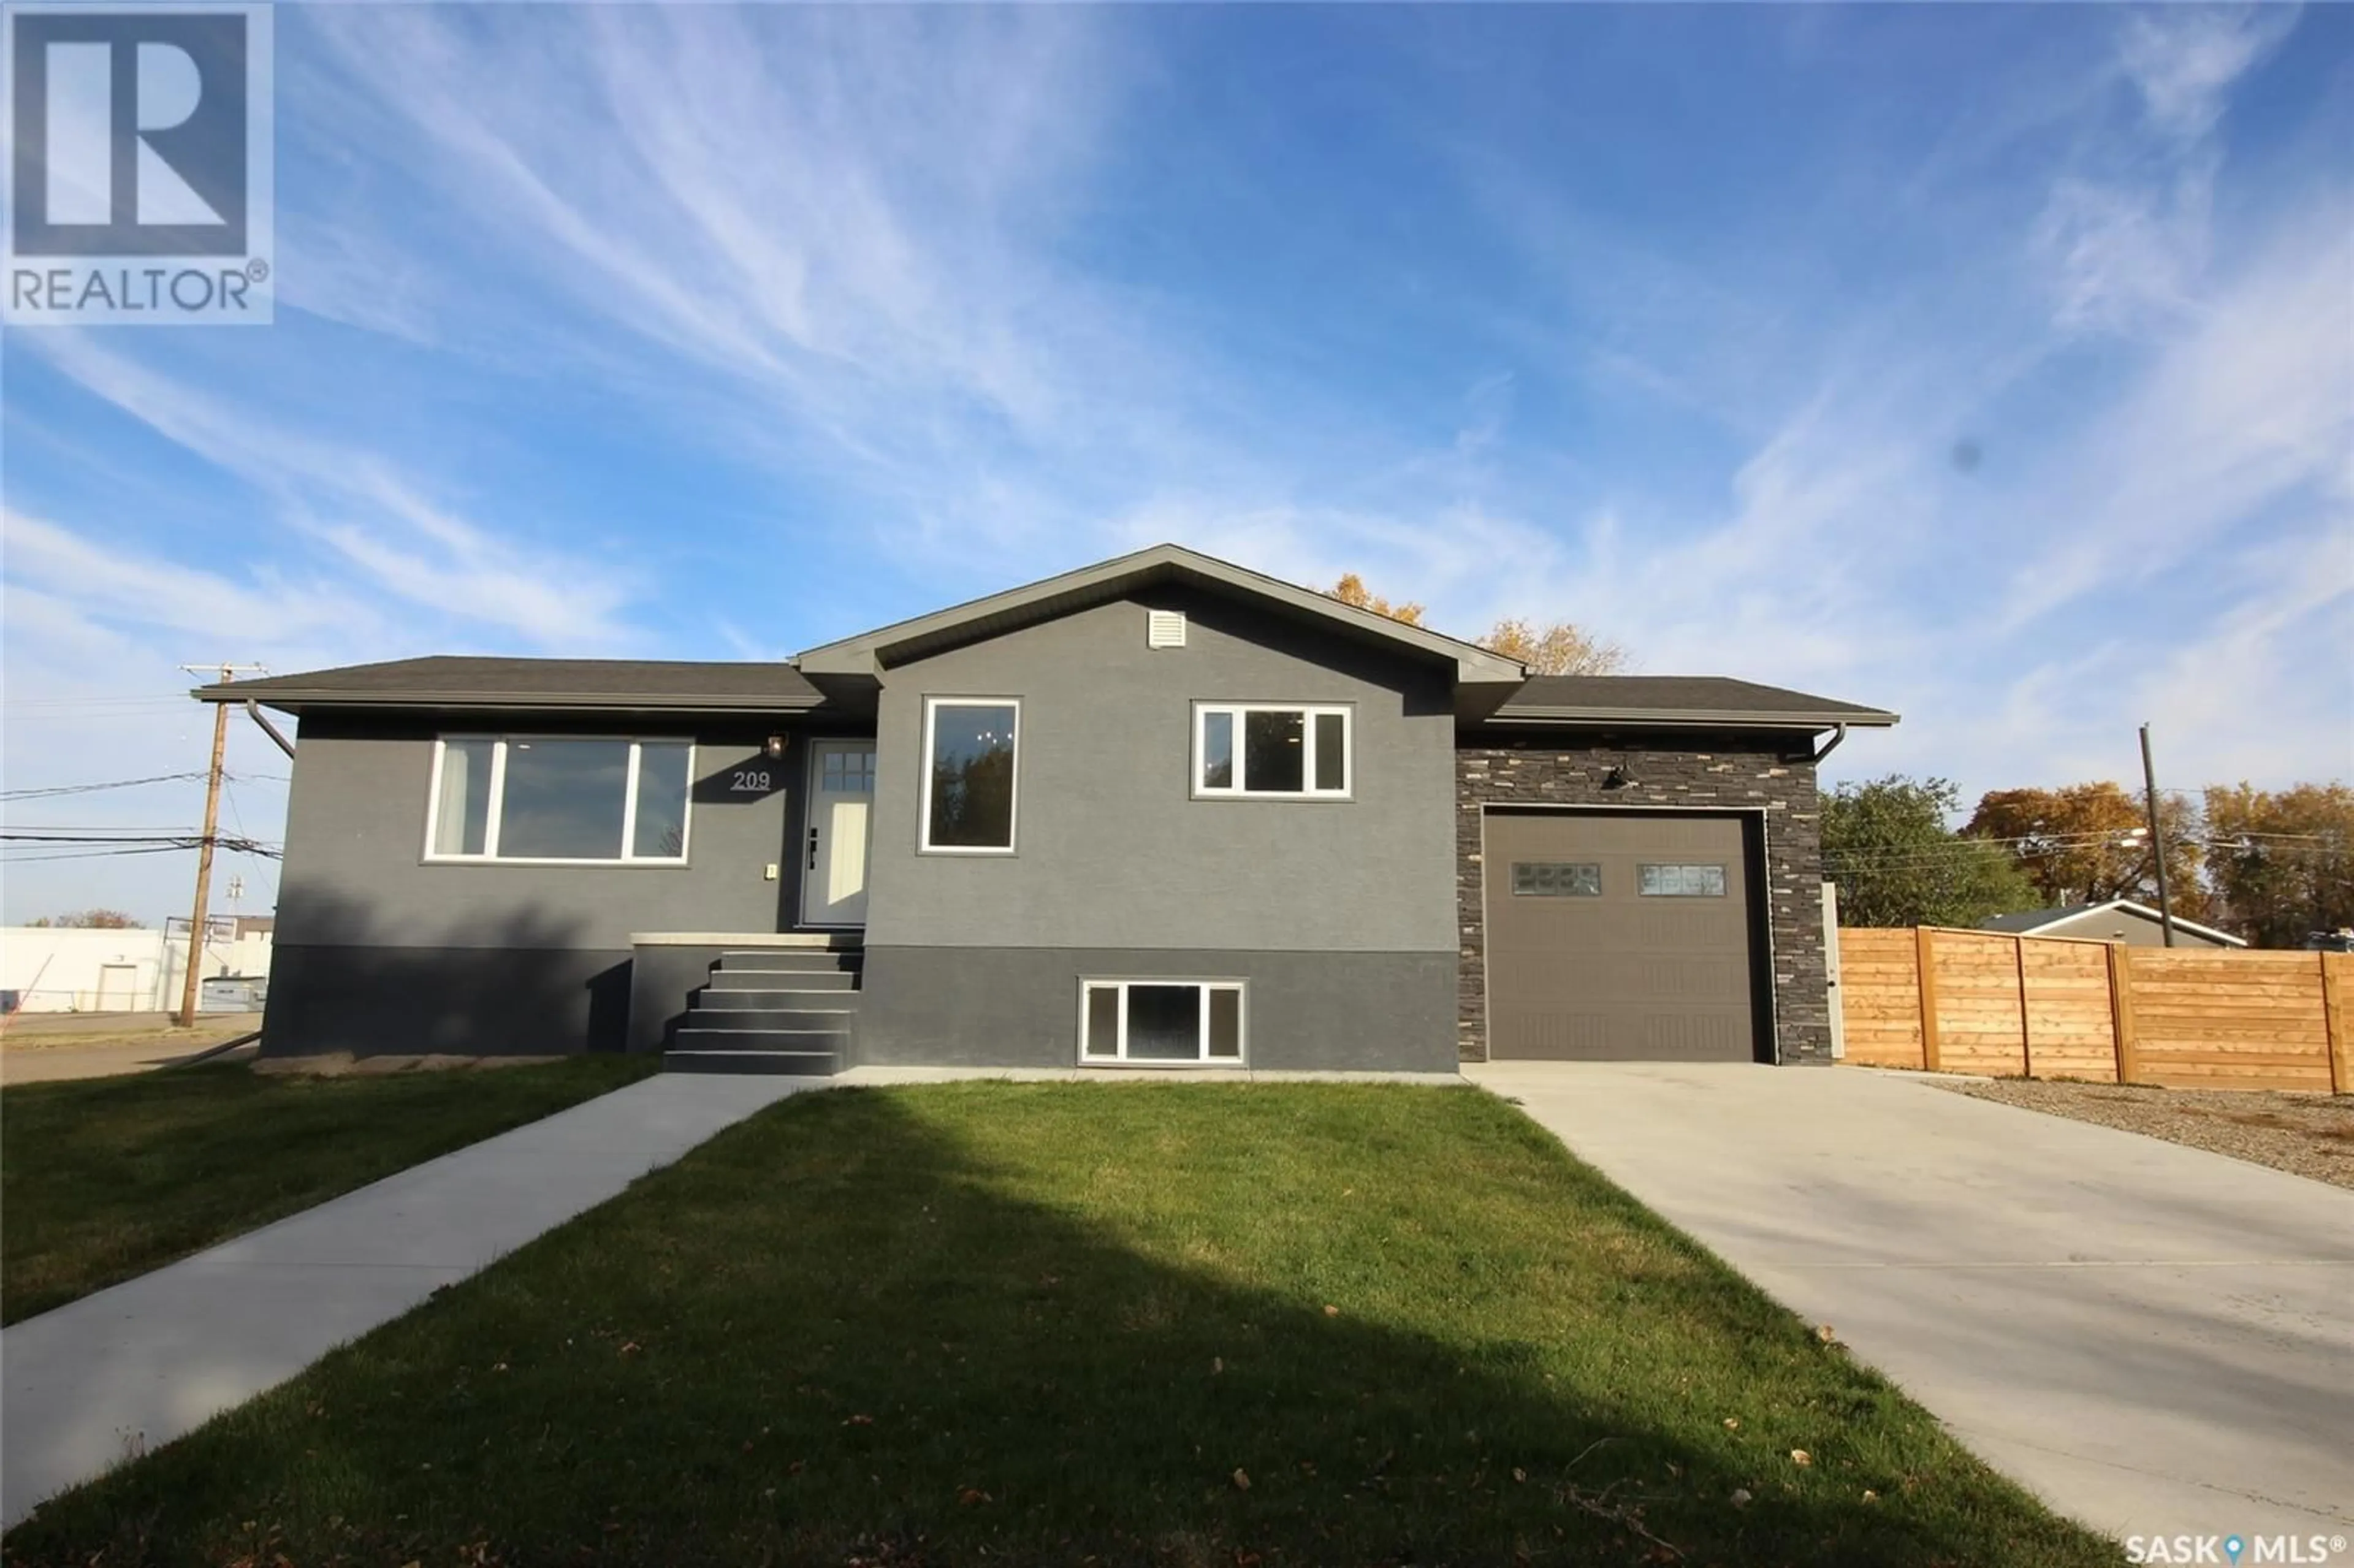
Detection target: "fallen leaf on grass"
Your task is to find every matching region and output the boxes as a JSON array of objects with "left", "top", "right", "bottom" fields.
[
  {"left": 1323, "top": 1304, "right": 1340, "bottom": 1317},
  {"left": 1232, "top": 1469, "right": 1252, "bottom": 1491},
  {"left": 1729, "top": 1488, "right": 1752, "bottom": 1509},
  {"left": 1861, "top": 1489, "right": 1880, "bottom": 1502},
  {"left": 1721, "top": 1417, "right": 1739, "bottom": 1431},
  {"left": 844, "top": 1414, "right": 875, "bottom": 1426},
  {"left": 959, "top": 1488, "right": 992, "bottom": 1506},
  {"left": 1789, "top": 1450, "right": 1812, "bottom": 1467}
]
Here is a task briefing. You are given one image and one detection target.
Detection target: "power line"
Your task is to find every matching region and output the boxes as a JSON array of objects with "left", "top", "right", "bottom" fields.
[{"left": 0, "top": 771, "right": 211, "bottom": 802}]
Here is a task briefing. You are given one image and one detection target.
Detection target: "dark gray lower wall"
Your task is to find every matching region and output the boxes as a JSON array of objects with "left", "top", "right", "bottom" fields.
[
  {"left": 857, "top": 946, "right": 1457, "bottom": 1072},
  {"left": 625, "top": 943, "right": 727, "bottom": 1054},
  {"left": 261, "top": 943, "right": 630, "bottom": 1057}
]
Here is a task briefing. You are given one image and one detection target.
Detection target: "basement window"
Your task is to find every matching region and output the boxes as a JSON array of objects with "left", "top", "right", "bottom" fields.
[
  {"left": 426, "top": 736, "right": 693, "bottom": 864},
  {"left": 1194, "top": 703, "right": 1350, "bottom": 799},
  {"left": 1080, "top": 980, "right": 1246, "bottom": 1065}
]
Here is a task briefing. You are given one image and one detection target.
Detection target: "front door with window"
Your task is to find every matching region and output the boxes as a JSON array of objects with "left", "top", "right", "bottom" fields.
[{"left": 802, "top": 740, "right": 876, "bottom": 926}]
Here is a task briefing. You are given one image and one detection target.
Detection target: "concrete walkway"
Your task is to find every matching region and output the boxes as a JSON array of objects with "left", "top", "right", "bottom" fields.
[
  {"left": 1467, "top": 1062, "right": 2354, "bottom": 1542},
  {"left": 1, "top": 1072, "right": 814, "bottom": 1526}
]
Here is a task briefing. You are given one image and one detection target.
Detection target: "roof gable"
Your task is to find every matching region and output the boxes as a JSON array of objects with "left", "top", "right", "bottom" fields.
[
  {"left": 1981, "top": 900, "right": 2246, "bottom": 947},
  {"left": 794, "top": 542, "right": 1528, "bottom": 687}
]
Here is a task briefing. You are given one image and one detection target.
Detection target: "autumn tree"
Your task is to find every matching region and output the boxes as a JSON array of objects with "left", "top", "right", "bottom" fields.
[
  {"left": 1484, "top": 618, "right": 1629, "bottom": 676},
  {"left": 27, "top": 910, "right": 145, "bottom": 929},
  {"left": 1823, "top": 776, "right": 2038, "bottom": 927},
  {"left": 1964, "top": 783, "right": 2209, "bottom": 919},
  {"left": 2203, "top": 783, "right": 2354, "bottom": 949},
  {"left": 1326, "top": 576, "right": 1626, "bottom": 674},
  {"left": 1328, "top": 574, "right": 1425, "bottom": 626}
]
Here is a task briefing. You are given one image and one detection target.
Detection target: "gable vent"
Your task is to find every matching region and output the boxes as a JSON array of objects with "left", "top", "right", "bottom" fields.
[{"left": 1146, "top": 609, "right": 1187, "bottom": 649}]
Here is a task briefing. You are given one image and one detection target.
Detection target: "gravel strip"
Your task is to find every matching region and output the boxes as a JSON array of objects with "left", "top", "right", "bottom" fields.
[{"left": 1939, "top": 1078, "right": 2354, "bottom": 1190}]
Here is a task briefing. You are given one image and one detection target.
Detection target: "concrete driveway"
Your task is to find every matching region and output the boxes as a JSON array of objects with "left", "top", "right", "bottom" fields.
[{"left": 1468, "top": 1061, "right": 2354, "bottom": 1543}]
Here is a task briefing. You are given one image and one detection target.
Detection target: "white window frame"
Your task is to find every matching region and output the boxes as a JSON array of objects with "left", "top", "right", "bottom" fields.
[
  {"left": 1191, "top": 702, "right": 1352, "bottom": 799},
  {"left": 918, "top": 696, "right": 1021, "bottom": 855},
  {"left": 422, "top": 735, "right": 695, "bottom": 866},
  {"left": 1078, "top": 979, "right": 1247, "bottom": 1067}
]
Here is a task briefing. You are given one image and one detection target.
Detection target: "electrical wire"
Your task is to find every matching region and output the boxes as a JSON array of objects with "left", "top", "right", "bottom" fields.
[{"left": 0, "top": 772, "right": 211, "bottom": 801}]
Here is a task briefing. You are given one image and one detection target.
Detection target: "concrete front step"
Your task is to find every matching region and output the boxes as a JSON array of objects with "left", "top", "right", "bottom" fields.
[
  {"left": 693, "top": 987, "right": 858, "bottom": 1010},
  {"left": 663, "top": 1049, "right": 835, "bottom": 1076},
  {"left": 674, "top": 1026, "right": 845, "bottom": 1051},
  {"left": 706, "top": 969, "right": 859, "bottom": 992},
  {"left": 678, "top": 1007, "right": 853, "bottom": 1033}
]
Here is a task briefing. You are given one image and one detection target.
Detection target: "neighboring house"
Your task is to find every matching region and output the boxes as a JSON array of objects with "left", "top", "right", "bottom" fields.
[
  {"left": 1980, "top": 900, "right": 2247, "bottom": 950},
  {"left": 0, "top": 919, "right": 274, "bottom": 1014},
  {"left": 197, "top": 544, "right": 1896, "bottom": 1073}
]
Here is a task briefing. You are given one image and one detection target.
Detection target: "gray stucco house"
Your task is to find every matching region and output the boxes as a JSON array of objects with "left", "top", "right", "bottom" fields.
[{"left": 199, "top": 544, "right": 1896, "bottom": 1074}]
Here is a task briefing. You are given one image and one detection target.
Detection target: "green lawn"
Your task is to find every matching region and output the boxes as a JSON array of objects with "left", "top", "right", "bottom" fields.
[
  {"left": 4, "top": 1083, "right": 2120, "bottom": 1567},
  {"left": 0, "top": 1056, "right": 655, "bottom": 1325}
]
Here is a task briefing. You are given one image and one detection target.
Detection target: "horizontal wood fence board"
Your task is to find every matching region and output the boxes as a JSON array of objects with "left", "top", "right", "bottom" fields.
[{"left": 1837, "top": 927, "right": 2341, "bottom": 1093}]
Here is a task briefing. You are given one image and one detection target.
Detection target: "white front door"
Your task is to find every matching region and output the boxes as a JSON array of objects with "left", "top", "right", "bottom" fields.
[{"left": 802, "top": 740, "right": 875, "bottom": 926}]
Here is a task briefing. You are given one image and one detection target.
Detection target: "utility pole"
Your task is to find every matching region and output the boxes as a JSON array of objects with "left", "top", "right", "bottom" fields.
[
  {"left": 2139, "top": 721, "right": 2177, "bottom": 948},
  {"left": 177, "top": 664, "right": 265, "bottom": 1026}
]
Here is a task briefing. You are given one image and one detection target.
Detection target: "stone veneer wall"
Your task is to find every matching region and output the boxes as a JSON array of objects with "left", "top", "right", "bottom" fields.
[{"left": 1455, "top": 737, "right": 1830, "bottom": 1065}]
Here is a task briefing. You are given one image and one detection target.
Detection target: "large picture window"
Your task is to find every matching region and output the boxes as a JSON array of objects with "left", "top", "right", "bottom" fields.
[
  {"left": 426, "top": 737, "right": 693, "bottom": 864},
  {"left": 1080, "top": 980, "right": 1245, "bottom": 1065},
  {"left": 1194, "top": 703, "right": 1350, "bottom": 798},
  {"left": 922, "top": 698, "right": 1019, "bottom": 852}
]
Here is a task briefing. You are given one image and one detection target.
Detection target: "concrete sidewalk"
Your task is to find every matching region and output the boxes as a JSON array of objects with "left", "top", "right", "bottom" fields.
[
  {"left": 1, "top": 1071, "right": 814, "bottom": 1526},
  {"left": 1468, "top": 1062, "right": 2354, "bottom": 1542}
]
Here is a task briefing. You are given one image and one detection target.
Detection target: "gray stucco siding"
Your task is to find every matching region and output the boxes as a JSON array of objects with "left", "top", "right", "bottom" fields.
[
  {"left": 275, "top": 713, "right": 813, "bottom": 954},
  {"left": 263, "top": 713, "right": 844, "bottom": 1056},
  {"left": 861, "top": 588, "right": 1459, "bottom": 954},
  {"left": 857, "top": 946, "right": 1455, "bottom": 1071}
]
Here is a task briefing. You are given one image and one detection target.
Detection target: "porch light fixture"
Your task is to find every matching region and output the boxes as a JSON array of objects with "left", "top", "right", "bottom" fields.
[{"left": 763, "top": 734, "right": 786, "bottom": 759}]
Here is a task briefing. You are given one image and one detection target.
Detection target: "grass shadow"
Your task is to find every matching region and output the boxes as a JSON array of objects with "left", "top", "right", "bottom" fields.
[{"left": 5, "top": 1083, "right": 2120, "bottom": 1565}]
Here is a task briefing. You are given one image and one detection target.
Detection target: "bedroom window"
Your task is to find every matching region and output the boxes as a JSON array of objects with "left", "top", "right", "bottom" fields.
[
  {"left": 922, "top": 698, "right": 1019, "bottom": 852},
  {"left": 425, "top": 737, "right": 693, "bottom": 864},
  {"left": 1194, "top": 703, "right": 1350, "bottom": 798},
  {"left": 1080, "top": 980, "right": 1246, "bottom": 1064}
]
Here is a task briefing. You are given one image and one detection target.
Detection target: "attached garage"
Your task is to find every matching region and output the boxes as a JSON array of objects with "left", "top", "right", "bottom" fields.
[{"left": 1481, "top": 809, "right": 1769, "bottom": 1062}]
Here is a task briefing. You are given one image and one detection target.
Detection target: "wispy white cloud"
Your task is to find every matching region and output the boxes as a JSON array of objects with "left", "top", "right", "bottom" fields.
[{"left": 25, "top": 333, "right": 637, "bottom": 648}]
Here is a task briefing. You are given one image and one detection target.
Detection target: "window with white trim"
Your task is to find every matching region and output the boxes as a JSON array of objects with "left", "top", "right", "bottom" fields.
[
  {"left": 1080, "top": 980, "right": 1246, "bottom": 1064},
  {"left": 921, "top": 698, "right": 1019, "bottom": 852},
  {"left": 426, "top": 737, "right": 693, "bottom": 864},
  {"left": 1194, "top": 703, "right": 1350, "bottom": 797}
]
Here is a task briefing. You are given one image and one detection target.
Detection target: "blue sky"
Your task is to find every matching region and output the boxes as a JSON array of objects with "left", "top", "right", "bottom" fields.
[{"left": 3, "top": 2, "right": 2350, "bottom": 924}]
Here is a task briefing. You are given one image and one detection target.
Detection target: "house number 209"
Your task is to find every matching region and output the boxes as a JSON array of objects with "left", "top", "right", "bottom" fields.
[{"left": 730, "top": 769, "right": 771, "bottom": 792}]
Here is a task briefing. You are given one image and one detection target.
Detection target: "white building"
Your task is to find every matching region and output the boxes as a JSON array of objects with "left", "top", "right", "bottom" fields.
[{"left": 0, "top": 917, "right": 273, "bottom": 1014}]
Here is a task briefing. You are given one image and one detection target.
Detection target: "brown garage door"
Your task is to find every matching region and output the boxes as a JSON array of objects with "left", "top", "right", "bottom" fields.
[{"left": 1484, "top": 810, "right": 1762, "bottom": 1062}]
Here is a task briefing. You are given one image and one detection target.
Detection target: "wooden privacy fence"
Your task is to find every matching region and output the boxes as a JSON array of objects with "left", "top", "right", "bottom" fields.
[{"left": 1837, "top": 927, "right": 2353, "bottom": 1094}]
